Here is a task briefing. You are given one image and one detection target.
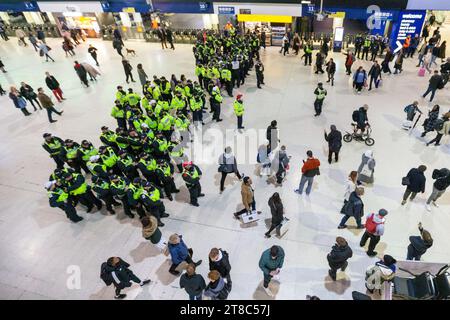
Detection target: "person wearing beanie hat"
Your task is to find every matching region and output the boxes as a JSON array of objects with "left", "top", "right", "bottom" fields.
[
  {"left": 360, "top": 209, "right": 388, "bottom": 257},
  {"left": 313, "top": 82, "right": 327, "bottom": 117},
  {"left": 45, "top": 180, "right": 83, "bottom": 223},
  {"left": 233, "top": 94, "right": 245, "bottom": 130},
  {"left": 42, "top": 133, "right": 65, "bottom": 169}
]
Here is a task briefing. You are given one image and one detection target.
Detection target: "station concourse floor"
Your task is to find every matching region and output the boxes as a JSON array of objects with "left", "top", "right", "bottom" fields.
[{"left": 0, "top": 33, "right": 449, "bottom": 300}]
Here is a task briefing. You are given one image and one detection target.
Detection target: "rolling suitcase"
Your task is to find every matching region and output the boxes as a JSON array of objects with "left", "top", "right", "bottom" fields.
[
  {"left": 241, "top": 210, "right": 260, "bottom": 224},
  {"left": 418, "top": 67, "right": 426, "bottom": 77},
  {"left": 402, "top": 120, "right": 413, "bottom": 130}
]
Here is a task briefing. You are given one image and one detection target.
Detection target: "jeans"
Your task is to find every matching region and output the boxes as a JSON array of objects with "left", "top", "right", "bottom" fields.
[
  {"left": 20, "top": 108, "right": 31, "bottom": 116},
  {"left": 298, "top": 175, "right": 314, "bottom": 195},
  {"left": 426, "top": 186, "right": 445, "bottom": 204},
  {"left": 403, "top": 188, "right": 417, "bottom": 201},
  {"left": 422, "top": 85, "right": 437, "bottom": 102},
  {"left": 339, "top": 214, "right": 362, "bottom": 227},
  {"left": 369, "top": 76, "right": 380, "bottom": 90},
  {"left": 27, "top": 97, "right": 42, "bottom": 110},
  {"left": 125, "top": 72, "right": 134, "bottom": 83},
  {"left": 406, "top": 245, "right": 422, "bottom": 261},
  {"left": 360, "top": 231, "right": 380, "bottom": 254},
  {"left": 314, "top": 99, "right": 323, "bottom": 115},
  {"left": 429, "top": 55, "right": 438, "bottom": 68}
]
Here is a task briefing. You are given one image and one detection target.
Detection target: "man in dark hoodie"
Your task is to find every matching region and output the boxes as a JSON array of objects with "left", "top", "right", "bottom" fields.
[
  {"left": 324, "top": 125, "right": 342, "bottom": 164},
  {"left": 179, "top": 263, "right": 206, "bottom": 300},
  {"left": 426, "top": 167, "right": 450, "bottom": 211},
  {"left": 209, "top": 248, "right": 232, "bottom": 289},
  {"left": 102, "top": 256, "right": 151, "bottom": 299},
  {"left": 402, "top": 165, "right": 427, "bottom": 205},
  {"left": 407, "top": 223, "right": 433, "bottom": 261},
  {"left": 327, "top": 237, "right": 353, "bottom": 281}
]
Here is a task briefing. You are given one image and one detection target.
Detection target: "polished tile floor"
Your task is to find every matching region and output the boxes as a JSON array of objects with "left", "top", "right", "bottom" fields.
[{"left": 0, "top": 29, "right": 449, "bottom": 300}]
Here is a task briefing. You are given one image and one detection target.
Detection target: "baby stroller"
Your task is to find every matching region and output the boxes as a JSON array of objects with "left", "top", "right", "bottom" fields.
[{"left": 392, "top": 264, "right": 450, "bottom": 300}]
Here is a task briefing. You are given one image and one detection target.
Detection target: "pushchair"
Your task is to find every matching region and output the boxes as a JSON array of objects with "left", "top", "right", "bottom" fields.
[{"left": 392, "top": 264, "right": 450, "bottom": 300}]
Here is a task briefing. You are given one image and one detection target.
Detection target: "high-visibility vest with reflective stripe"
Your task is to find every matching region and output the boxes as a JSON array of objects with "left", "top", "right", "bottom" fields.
[
  {"left": 48, "top": 188, "right": 68, "bottom": 203},
  {"left": 101, "top": 131, "right": 117, "bottom": 143},
  {"left": 170, "top": 145, "right": 184, "bottom": 158},
  {"left": 111, "top": 105, "right": 124, "bottom": 118},
  {"left": 116, "top": 137, "right": 129, "bottom": 149},
  {"left": 128, "top": 183, "right": 143, "bottom": 200},
  {"left": 152, "top": 87, "right": 161, "bottom": 100},
  {"left": 65, "top": 146, "right": 79, "bottom": 160},
  {"left": 145, "top": 188, "right": 160, "bottom": 202},
  {"left": 139, "top": 158, "right": 156, "bottom": 171},
  {"left": 44, "top": 139, "right": 62, "bottom": 156},
  {"left": 69, "top": 174, "right": 87, "bottom": 195},
  {"left": 221, "top": 69, "right": 231, "bottom": 81},
  {"left": 189, "top": 97, "right": 202, "bottom": 111},
  {"left": 233, "top": 100, "right": 244, "bottom": 116},
  {"left": 184, "top": 167, "right": 199, "bottom": 180},
  {"left": 175, "top": 116, "right": 190, "bottom": 130},
  {"left": 119, "top": 156, "right": 133, "bottom": 168},
  {"left": 157, "top": 139, "right": 168, "bottom": 152},
  {"left": 160, "top": 81, "right": 171, "bottom": 94},
  {"left": 158, "top": 115, "right": 173, "bottom": 131},
  {"left": 116, "top": 91, "right": 127, "bottom": 105},
  {"left": 213, "top": 91, "right": 223, "bottom": 103},
  {"left": 316, "top": 88, "right": 327, "bottom": 100},
  {"left": 87, "top": 161, "right": 106, "bottom": 175},
  {"left": 100, "top": 147, "right": 118, "bottom": 167},
  {"left": 171, "top": 96, "right": 185, "bottom": 110},
  {"left": 79, "top": 146, "right": 98, "bottom": 162},
  {"left": 157, "top": 164, "right": 171, "bottom": 177},
  {"left": 127, "top": 93, "right": 141, "bottom": 106},
  {"left": 111, "top": 179, "right": 127, "bottom": 196}
]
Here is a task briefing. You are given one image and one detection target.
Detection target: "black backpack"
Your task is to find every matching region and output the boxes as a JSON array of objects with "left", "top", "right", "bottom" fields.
[
  {"left": 352, "top": 110, "right": 359, "bottom": 122},
  {"left": 434, "top": 119, "right": 445, "bottom": 131},
  {"left": 100, "top": 262, "right": 113, "bottom": 286}
]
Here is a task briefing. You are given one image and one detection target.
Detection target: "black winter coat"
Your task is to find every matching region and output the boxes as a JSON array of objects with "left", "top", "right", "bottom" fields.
[
  {"left": 405, "top": 168, "right": 426, "bottom": 193},
  {"left": 268, "top": 195, "right": 284, "bottom": 225},
  {"left": 179, "top": 273, "right": 206, "bottom": 296},
  {"left": 324, "top": 129, "right": 342, "bottom": 152},
  {"left": 408, "top": 236, "right": 432, "bottom": 258},
  {"left": 105, "top": 258, "right": 136, "bottom": 289},
  {"left": 327, "top": 244, "right": 353, "bottom": 269},
  {"left": 209, "top": 249, "right": 232, "bottom": 278},
  {"left": 432, "top": 168, "right": 450, "bottom": 191}
]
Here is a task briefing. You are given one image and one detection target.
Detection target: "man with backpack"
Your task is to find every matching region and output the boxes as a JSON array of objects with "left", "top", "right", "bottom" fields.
[
  {"left": 353, "top": 104, "right": 369, "bottom": 135},
  {"left": 426, "top": 113, "right": 450, "bottom": 146},
  {"left": 422, "top": 70, "right": 444, "bottom": 102},
  {"left": 100, "top": 257, "right": 151, "bottom": 299},
  {"left": 360, "top": 209, "right": 388, "bottom": 257},
  {"left": 426, "top": 168, "right": 450, "bottom": 212}
]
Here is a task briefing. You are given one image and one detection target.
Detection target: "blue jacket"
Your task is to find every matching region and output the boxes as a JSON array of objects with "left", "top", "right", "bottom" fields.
[
  {"left": 168, "top": 237, "right": 189, "bottom": 265},
  {"left": 354, "top": 70, "right": 367, "bottom": 84}
]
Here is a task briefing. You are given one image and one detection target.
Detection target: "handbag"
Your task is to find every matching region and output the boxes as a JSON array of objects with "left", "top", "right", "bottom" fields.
[
  {"left": 360, "top": 163, "right": 372, "bottom": 177},
  {"left": 217, "top": 154, "right": 227, "bottom": 172},
  {"left": 401, "top": 176, "right": 410, "bottom": 186}
]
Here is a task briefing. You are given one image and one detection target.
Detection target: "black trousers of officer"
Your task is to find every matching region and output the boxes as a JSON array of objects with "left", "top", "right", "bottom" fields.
[
  {"left": 100, "top": 193, "right": 120, "bottom": 212},
  {"left": 232, "top": 70, "right": 240, "bottom": 88},
  {"left": 119, "top": 196, "right": 133, "bottom": 217},
  {"left": 203, "top": 77, "right": 210, "bottom": 90},
  {"left": 256, "top": 72, "right": 264, "bottom": 88},
  {"left": 52, "top": 155, "right": 65, "bottom": 169},
  {"left": 145, "top": 201, "right": 166, "bottom": 222},
  {"left": 187, "top": 182, "right": 201, "bottom": 205},
  {"left": 355, "top": 46, "right": 362, "bottom": 58},
  {"left": 362, "top": 48, "right": 369, "bottom": 60},
  {"left": 304, "top": 53, "right": 312, "bottom": 66},
  {"left": 314, "top": 98, "right": 324, "bottom": 116},
  {"left": 142, "top": 171, "right": 159, "bottom": 186},
  {"left": 162, "top": 177, "right": 177, "bottom": 198},
  {"left": 225, "top": 80, "right": 233, "bottom": 96},
  {"left": 240, "top": 67, "right": 246, "bottom": 85},
  {"left": 198, "top": 75, "right": 204, "bottom": 88},
  {"left": 117, "top": 117, "right": 127, "bottom": 130},
  {"left": 57, "top": 203, "right": 83, "bottom": 222},
  {"left": 237, "top": 115, "right": 244, "bottom": 129},
  {"left": 77, "top": 190, "right": 102, "bottom": 210},
  {"left": 212, "top": 102, "right": 221, "bottom": 121},
  {"left": 370, "top": 51, "right": 377, "bottom": 61}
]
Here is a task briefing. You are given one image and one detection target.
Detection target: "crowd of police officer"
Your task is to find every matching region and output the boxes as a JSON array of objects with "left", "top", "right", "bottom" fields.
[{"left": 42, "top": 29, "right": 261, "bottom": 224}]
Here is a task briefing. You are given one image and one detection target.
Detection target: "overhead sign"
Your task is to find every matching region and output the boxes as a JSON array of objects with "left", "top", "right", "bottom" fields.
[
  {"left": 389, "top": 10, "right": 426, "bottom": 47},
  {"left": 237, "top": 14, "right": 292, "bottom": 23},
  {"left": 218, "top": 6, "right": 235, "bottom": 15}
]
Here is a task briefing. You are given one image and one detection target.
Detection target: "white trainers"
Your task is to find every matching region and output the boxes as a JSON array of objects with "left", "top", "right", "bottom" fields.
[
  {"left": 426, "top": 204, "right": 432, "bottom": 212},
  {"left": 432, "top": 201, "right": 439, "bottom": 208},
  {"left": 263, "top": 286, "right": 274, "bottom": 297}
]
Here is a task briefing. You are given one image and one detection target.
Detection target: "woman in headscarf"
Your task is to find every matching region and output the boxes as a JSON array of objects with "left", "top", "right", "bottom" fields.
[{"left": 357, "top": 150, "right": 376, "bottom": 184}]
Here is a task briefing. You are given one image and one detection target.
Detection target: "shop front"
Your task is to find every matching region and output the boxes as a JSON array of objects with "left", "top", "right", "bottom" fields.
[
  {"left": 213, "top": 2, "right": 302, "bottom": 46},
  {"left": 37, "top": 1, "right": 104, "bottom": 38}
]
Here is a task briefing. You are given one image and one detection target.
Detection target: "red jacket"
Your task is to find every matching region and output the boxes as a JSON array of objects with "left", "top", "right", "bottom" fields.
[{"left": 301, "top": 158, "right": 321, "bottom": 174}]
